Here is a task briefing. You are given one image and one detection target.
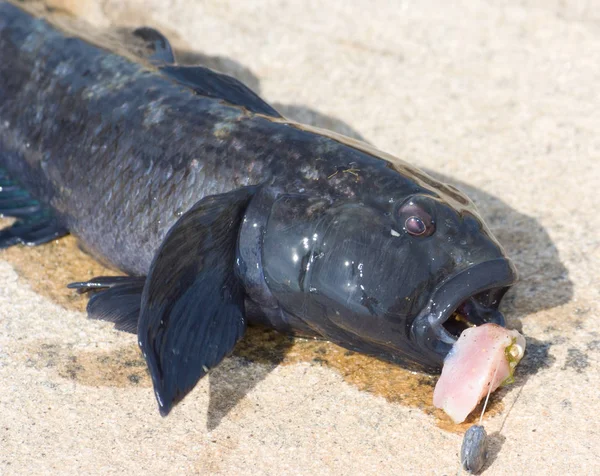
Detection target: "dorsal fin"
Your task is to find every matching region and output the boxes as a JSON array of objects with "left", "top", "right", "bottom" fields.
[
  {"left": 160, "top": 65, "right": 282, "bottom": 117},
  {"left": 113, "top": 26, "right": 176, "bottom": 65},
  {"left": 132, "top": 27, "right": 176, "bottom": 65}
]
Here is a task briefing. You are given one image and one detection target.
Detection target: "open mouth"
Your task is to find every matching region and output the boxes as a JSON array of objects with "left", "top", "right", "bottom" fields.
[
  {"left": 438, "top": 287, "right": 510, "bottom": 343},
  {"left": 411, "top": 258, "right": 518, "bottom": 366}
]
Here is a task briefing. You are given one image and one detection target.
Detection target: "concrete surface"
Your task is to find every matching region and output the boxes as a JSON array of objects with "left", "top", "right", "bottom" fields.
[{"left": 1, "top": 0, "right": 599, "bottom": 474}]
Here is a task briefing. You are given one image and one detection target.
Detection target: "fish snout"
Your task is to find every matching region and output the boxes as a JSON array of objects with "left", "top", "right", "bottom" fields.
[{"left": 410, "top": 258, "right": 518, "bottom": 368}]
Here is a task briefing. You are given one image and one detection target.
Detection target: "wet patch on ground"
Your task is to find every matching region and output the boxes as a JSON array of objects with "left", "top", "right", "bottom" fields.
[
  {"left": 235, "top": 327, "right": 505, "bottom": 433},
  {"left": 5, "top": 234, "right": 517, "bottom": 432},
  {"left": 24, "top": 327, "right": 507, "bottom": 432},
  {"left": 24, "top": 341, "right": 151, "bottom": 387},
  {"left": 0, "top": 230, "right": 119, "bottom": 312}
]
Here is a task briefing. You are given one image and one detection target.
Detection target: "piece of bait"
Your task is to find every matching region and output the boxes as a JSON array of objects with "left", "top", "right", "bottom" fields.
[{"left": 433, "top": 323, "right": 526, "bottom": 423}]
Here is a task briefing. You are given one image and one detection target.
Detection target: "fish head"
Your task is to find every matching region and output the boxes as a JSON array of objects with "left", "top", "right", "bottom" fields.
[
  {"left": 393, "top": 189, "right": 518, "bottom": 370},
  {"left": 259, "top": 181, "right": 517, "bottom": 371}
]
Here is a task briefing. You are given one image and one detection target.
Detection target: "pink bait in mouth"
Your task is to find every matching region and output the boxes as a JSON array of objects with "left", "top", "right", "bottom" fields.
[{"left": 433, "top": 323, "right": 526, "bottom": 424}]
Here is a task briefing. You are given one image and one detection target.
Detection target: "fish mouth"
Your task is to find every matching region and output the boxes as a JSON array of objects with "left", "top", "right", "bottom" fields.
[{"left": 411, "top": 258, "right": 518, "bottom": 368}]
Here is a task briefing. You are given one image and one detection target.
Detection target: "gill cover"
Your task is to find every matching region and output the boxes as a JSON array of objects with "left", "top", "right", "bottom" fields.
[{"left": 261, "top": 194, "right": 434, "bottom": 367}]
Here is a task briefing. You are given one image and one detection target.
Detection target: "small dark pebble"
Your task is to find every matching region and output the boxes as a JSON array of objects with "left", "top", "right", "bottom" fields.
[
  {"left": 563, "top": 347, "right": 589, "bottom": 373},
  {"left": 123, "top": 359, "right": 145, "bottom": 368},
  {"left": 461, "top": 425, "right": 488, "bottom": 474},
  {"left": 587, "top": 340, "right": 600, "bottom": 352}
]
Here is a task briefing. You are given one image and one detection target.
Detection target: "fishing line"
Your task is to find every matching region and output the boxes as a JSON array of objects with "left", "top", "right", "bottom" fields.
[
  {"left": 457, "top": 359, "right": 501, "bottom": 475},
  {"left": 479, "top": 360, "right": 501, "bottom": 425}
]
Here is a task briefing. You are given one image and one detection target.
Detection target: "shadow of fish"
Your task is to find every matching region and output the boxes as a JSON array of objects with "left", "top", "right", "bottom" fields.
[{"left": 0, "top": 1, "right": 517, "bottom": 416}]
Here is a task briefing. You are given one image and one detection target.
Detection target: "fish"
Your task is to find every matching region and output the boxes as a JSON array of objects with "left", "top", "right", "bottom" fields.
[{"left": 0, "top": 1, "right": 518, "bottom": 417}]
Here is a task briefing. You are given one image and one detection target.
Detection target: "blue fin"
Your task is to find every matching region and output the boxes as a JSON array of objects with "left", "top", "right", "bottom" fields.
[
  {"left": 160, "top": 65, "right": 281, "bottom": 117},
  {"left": 0, "top": 169, "right": 67, "bottom": 248},
  {"left": 138, "top": 187, "right": 256, "bottom": 416},
  {"left": 68, "top": 277, "right": 146, "bottom": 333},
  {"left": 131, "top": 27, "right": 176, "bottom": 65}
]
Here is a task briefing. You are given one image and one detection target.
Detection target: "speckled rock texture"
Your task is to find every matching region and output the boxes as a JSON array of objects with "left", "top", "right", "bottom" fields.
[{"left": 1, "top": 0, "right": 599, "bottom": 474}]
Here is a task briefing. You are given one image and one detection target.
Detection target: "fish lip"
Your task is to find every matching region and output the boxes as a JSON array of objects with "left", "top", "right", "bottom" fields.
[{"left": 411, "top": 258, "right": 518, "bottom": 367}]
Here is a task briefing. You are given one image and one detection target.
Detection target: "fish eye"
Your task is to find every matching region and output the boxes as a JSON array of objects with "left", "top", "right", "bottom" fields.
[
  {"left": 405, "top": 216, "right": 426, "bottom": 235},
  {"left": 397, "top": 200, "right": 435, "bottom": 237}
]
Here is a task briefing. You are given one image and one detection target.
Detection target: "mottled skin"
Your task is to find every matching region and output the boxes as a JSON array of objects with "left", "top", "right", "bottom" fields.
[
  {"left": 0, "top": 2, "right": 517, "bottom": 413},
  {"left": 1, "top": 2, "right": 277, "bottom": 274},
  {"left": 0, "top": 2, "right": 479, "bottom": 276}
]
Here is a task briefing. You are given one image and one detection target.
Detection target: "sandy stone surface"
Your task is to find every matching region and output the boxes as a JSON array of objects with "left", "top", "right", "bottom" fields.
[{"left": 1, "top": 0, "right": 599, "bottom": 474}]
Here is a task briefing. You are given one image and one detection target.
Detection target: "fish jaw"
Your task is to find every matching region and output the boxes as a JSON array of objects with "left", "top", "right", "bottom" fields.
[
  {"left": 410, "top": 258, "right": 518, "bottom": 369},
  {"left": 432, "top": 323, "right": 526, "bottom": 423}
]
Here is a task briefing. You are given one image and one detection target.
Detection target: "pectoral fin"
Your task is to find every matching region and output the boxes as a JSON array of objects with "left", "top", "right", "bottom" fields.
[
  {"left": 138, "top": 187, "right": 256, "bottom": 416},
  {"left": 0, "top": 168, "right": 68, "bottom": 247}
]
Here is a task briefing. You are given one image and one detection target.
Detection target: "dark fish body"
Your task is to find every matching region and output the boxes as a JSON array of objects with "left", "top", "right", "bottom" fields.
[
  {"left": 0, "top": 1, "right": 517, "bottom": 415},
  {"left": 1, "top": 1, "right": 286, "bottom": 275}
]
